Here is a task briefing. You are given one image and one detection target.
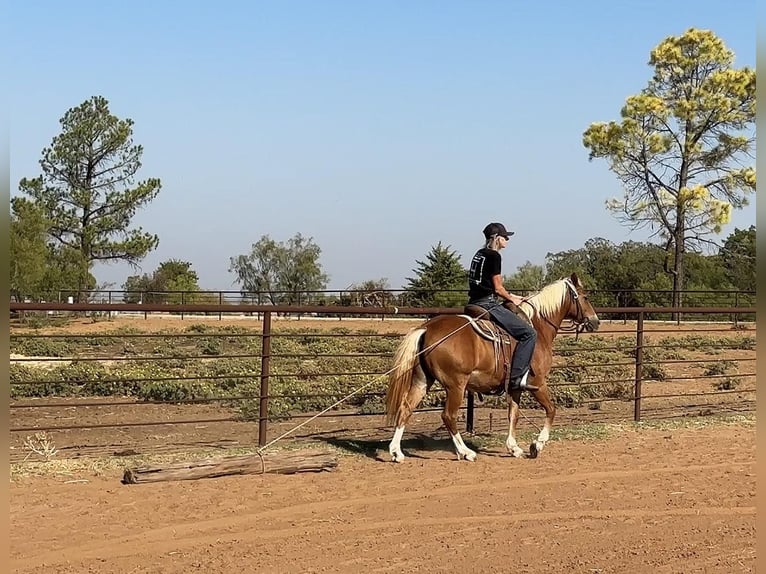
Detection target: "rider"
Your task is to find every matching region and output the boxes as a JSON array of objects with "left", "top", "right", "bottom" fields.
[{"left": 467, "top": 222, "right": 538, "bottom": 392}]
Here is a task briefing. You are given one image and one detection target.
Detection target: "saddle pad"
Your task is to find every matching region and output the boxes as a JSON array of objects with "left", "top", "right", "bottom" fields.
[{"left": 457, "top": 315, "right": 514, "bottom": 345}]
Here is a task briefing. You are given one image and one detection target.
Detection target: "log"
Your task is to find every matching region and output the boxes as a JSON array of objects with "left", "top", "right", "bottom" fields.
[{"left": 122, "top": 449, "right": 338, "bottom": 484}]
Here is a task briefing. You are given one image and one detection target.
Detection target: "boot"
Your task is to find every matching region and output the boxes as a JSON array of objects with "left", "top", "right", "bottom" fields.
[{"left": 507, "top": 369, "right": 538, "bottom": 392}]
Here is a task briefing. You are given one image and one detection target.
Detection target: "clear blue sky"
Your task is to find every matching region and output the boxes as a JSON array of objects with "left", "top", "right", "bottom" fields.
[{"left": 9, "top": 0, "right": 756, "bottom": 291}]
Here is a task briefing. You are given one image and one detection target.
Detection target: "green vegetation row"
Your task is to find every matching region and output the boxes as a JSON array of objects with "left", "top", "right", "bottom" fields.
[{"left": 10, "top": 324, "right": 755, "bottom": 418}]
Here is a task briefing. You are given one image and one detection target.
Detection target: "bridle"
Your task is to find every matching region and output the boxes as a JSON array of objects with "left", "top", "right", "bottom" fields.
[{"left": 525, "top": 279, "right": 591, "bottom": 339}]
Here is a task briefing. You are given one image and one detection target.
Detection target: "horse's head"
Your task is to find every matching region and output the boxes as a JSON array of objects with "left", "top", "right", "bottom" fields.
[{"left": 563, "top": 273, "right": 600, "bottom": 332}]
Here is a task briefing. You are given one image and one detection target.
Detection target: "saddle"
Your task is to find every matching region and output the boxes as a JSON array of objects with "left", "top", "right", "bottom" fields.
[
  {"left": 460, "top": 302, "right": 533, "bottom": 397},
  {"left": 462, "top": 300, "right": 532, "bottom": 332}
]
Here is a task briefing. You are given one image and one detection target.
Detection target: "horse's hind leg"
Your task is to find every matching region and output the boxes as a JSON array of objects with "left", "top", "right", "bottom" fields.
[
  {"left": 389, "top": 367, "right": 430, "bottom": 463},
  {"left": 528, "top": 379, "right": 555, "bottom": 459},
  {"left": 442, "top": 378, "right": 477, "bottom": 461}
]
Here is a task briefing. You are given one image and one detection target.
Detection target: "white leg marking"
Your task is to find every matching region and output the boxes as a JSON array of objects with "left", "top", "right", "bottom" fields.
[
  {"left": 533, "top": 424, "right": 550, "bottom": 454},
  {"left": 389, "top": 426, "right": 405, "bottom": 462},
  {"left": 451, "top": 432, "right": 477, "bottom": 461},
  {"left": 506, "top": 401, "right": 524, "bottom": 458}
]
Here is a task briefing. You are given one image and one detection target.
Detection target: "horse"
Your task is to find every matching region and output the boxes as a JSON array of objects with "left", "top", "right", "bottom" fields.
[{"left": 384, "top": 273, "right": 600, "bottom": 462}]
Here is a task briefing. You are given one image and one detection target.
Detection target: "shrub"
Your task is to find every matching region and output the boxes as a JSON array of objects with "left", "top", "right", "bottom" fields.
[
  {"left": 55, "top": 361, "right": 109, "bottom": 383},
  {"left": 357, "top": 394, "right": 385, "bottom": 414},
  {"left": 713, "top": 377, "right": 740, "bottom": 391},
  {"left": 185, "top": 323, "right": 210, "bottom": 333},
  {"left": 81, "top": 377, "right": 142, "bottom": 396},
  {"left": 198, "top": 337, "right": 223, "bottom": 356},
  {"left": 642, "top": 362, "right": 667, "bottom": 381},
  {"left": 11, "top": 338, "right": 72, "bottom": 357},
  {"left": 10, "top": 364, "right": 56, "bottom": 398},
  {"left": 703, "top": 360, "right": 736, "bottom": 376},
  {"left": 138, "top": 381, "right": 215, "bottom": 402}
]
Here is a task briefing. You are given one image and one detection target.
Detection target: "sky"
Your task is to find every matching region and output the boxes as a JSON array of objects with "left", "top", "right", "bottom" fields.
[{"left": 9, "top": 0, "right": 756, "bottom": 291}]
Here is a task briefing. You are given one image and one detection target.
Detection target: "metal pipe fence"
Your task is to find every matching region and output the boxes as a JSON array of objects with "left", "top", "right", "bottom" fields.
[
  {"left": 15, "top": 287, "right": 756, "bottom": 323},
  {"left": 9, "top": 302, "right": 757, "bottom": 462}
]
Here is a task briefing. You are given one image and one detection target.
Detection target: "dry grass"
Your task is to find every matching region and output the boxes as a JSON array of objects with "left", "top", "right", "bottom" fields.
[{"left": 10, "top": 413, "right": 755, "bottom": 482}]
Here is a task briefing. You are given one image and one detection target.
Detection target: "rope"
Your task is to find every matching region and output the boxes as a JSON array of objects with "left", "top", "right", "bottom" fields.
[
  {"left": 519, "top": 408, "right": 542, "bottom": 433},
  {"left": 256, "top": 308, "right": 491, "bottom": 453}
]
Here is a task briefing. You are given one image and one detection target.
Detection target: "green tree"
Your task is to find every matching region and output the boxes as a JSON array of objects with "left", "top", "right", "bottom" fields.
[
  {"left": 9, "top": 197, "right": 93, "bottom": 302},
  {"left": 18, "top": 95, "right": 162, "bottom": 301},
  {"left": 9, "top": 198, "right": 49, "bottom": 301},
  {"left": 719, "top": 225, "right": 755, "bottom": 291},
  {"left": 583, "top": 29, "right": 756, "bottom": 314},
  {"left": 545, "top": 238, "right": 671, "bottom": 307},
  {"left": 503, "top": 261, "right": 546, "bottom": 294},
  {"left": 123, "top": 260, "right": 202, "bottom": 304},
  {"left": 612, "top": 241, "right": 673, "bottom": 307},
  {"left": 544, "top": 239, "right": 604, "bottom": 288},
  {"left": 681, "top": 251, "right": 733, "bottom": 308},
  {"left": 229, "top": 233, "right": 329, "bottom": 305},
  {"left": 403, "top": 242, "right": 466, "bottom": 307},
  {"left": 41, "top": 246, "right": 96, "bottom": 302}
]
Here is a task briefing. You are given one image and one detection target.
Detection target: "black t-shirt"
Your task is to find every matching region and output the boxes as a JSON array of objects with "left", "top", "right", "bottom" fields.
[{"left": 468, "top": 248, "right": 502, "bottom": 300}]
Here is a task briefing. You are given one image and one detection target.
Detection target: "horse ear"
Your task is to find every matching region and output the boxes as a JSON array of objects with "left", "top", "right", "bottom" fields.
[{"left": 570, "top": 272, "right": 580, "bottom": 287}]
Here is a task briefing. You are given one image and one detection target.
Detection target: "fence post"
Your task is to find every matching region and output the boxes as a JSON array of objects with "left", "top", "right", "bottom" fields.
[
  {"left": 258, "top": 311, "right": 272, "bottom": 446},
  {"left": 633, "top": 311, "right": 644, "bottom": 422},
  {"left": 734, "top": 291, "right": 739, "bottom": 328},
  {"left": 466, "top": 391, "right": 475, "bottom": 433},
  {"left": 219, "top": 292, "right": 223, "bottom": 321}
]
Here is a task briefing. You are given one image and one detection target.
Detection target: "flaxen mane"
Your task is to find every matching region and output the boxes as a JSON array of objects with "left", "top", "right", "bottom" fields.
[{"left": 519, "top": 279, "right": 570, "bottom": 321}]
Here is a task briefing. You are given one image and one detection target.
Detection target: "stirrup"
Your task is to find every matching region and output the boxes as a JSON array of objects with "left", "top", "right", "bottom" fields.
[{"left": 507, "top": 370, "right": 538, "bottom": 392}]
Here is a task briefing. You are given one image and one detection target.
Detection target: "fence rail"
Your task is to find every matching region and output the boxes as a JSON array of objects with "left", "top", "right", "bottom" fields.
[
  {"left": 45, "top": 287, "right": 757, "bottom": 303},
  {"left": 16, "top": 287, "right": 758, "bottom": 321},
  {"left": 9, "top": 302, "right": 757, "bottom": 462}
]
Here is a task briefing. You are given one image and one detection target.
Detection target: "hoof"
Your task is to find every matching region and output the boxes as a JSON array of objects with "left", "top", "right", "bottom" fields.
[
  {"left": 528, "top": 442, "right": 538, "bottom": 459},
  {"left": 464, "top": 451, "right": 477, "bottom": 462},
  {"left": 391, "top": 452, "right": 405, "bottom": 463},
  {"left": 509, "top": 446, "right": 524, "bottom": 458}
]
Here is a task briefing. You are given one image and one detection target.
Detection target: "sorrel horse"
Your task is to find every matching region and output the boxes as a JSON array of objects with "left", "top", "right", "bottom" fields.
[{"left": 385, "top": 273, "right": 600, "bottom": 462}]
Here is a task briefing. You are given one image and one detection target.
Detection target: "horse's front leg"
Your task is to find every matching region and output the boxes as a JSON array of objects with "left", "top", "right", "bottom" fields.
[
  {"left": 528, "top": 380, "right": 555, "bottom": 459},
  {"left": 505, "top": 390, "right": 524, "bottom": 458}
]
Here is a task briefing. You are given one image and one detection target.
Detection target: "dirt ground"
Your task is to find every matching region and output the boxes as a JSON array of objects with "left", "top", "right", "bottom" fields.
[{"left": 9, "top": 421, "right": 755, "bottom": 574}]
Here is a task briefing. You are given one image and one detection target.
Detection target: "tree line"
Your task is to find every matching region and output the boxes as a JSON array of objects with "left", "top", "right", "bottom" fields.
[
  {"left": 11, "top": 227, "right": 754, "bottom": 310},
  {"left": 10, "top": 29, "right": 755, "bottom": 309}
]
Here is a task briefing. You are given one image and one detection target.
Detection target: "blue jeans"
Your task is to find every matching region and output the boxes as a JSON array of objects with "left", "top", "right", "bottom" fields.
[{"left": 469, "top": 295, "right": 537, "bottom": 380}]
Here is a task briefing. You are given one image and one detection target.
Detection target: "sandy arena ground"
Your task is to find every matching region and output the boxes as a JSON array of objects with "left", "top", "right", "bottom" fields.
[{"left": 10, "top": 421, "right": 755, "bottom": 574}]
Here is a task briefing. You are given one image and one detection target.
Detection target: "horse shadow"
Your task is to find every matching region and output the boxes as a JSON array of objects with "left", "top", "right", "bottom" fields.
[{"left": 313, "top": 432, "right": 496, "bottom": 462}]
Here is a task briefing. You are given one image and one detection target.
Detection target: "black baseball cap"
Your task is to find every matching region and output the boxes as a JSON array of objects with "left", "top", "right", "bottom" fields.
[{"left": 483, "top": 222, "right": 514, "bottom": 239}]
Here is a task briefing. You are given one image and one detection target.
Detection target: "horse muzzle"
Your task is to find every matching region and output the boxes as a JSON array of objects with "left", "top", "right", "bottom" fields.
[{"left": 584, "top": 316, "right": 600, "bottom": 332}]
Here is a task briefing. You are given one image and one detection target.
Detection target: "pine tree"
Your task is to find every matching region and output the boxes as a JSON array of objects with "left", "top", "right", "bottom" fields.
[{"left": 404, "top": 242, "right": 467, "bottom": 307}]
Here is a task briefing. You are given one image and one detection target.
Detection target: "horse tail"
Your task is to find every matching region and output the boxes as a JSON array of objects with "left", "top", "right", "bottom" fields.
[{"left": 385, "top": 327, "right": 426, "bottom": 427}]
